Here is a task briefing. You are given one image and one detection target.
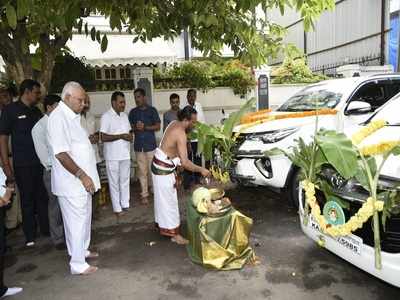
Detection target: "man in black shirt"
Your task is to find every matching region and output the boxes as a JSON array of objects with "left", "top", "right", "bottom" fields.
[{"left": 0, "top": 79, "right": 50, "bottom": 247}]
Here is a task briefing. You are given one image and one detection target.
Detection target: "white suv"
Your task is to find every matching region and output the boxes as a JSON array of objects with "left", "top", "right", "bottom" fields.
[
  {"left": 299, "top": 93, "right": 400, "bottom": 288},
  {"left": 232, "top": 74, "right": 400, "bottom": 206}
]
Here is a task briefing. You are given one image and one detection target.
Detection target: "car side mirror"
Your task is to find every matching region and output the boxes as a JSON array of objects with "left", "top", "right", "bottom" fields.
[{"left": 346, "top": 101, "right": 372, "bottom": 115}]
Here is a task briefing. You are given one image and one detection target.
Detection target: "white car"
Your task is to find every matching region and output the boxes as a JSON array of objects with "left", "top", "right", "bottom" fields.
[
  {"left": 232, "top": 74, "right": 400, "bottom": 206},
  {"left": 299, "top": 93, "right": 400, "bottom": 288}
]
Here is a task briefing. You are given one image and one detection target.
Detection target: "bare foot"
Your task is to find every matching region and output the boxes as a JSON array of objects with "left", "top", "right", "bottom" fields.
[
  {"left": 81, "top": 266, "right": 98, "bottom": 275},
  {"left": 171, "top": 235, "right": 189, "bottom": 245},
  {"left": 86, "top": 251, "right": 99, "bottom": 259}
]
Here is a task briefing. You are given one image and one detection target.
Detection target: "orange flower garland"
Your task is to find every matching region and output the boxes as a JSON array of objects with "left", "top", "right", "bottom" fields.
[
  {"left": 240, "top": 108, "right": 272, "bottom": 124},
  {"left": 237, "top": 109, "right": 338, "bottom": 130}
]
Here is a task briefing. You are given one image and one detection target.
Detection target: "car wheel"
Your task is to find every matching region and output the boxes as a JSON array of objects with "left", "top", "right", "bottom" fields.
[{"left": 286, "top": 169, "right": 303, "bottom": 208}]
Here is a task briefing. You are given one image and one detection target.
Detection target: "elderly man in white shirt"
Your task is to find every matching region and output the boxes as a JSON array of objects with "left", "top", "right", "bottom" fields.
[
  {"left": 100, "top": 91, "right": 132, "bottom": 215},
  {"left": 31, "top": 94, "right": 65, "bottom": 249},
  {"left": 48, "top": 82, "right": 100, "bottom": 275}
]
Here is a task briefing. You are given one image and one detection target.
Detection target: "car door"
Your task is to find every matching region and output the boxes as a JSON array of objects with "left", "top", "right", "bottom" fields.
[{"left": 343, "top": 78, "right": 400, "bottom": 129}]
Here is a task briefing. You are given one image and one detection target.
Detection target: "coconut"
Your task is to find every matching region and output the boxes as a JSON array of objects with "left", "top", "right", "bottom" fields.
[{"left": 192, "top": 187, "right": 211, "bottom": 207}]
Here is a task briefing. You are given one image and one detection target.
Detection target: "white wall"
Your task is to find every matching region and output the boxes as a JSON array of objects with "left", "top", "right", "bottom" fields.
[{"left": 88, "top": 84, "right": 307, "bottom": 123}]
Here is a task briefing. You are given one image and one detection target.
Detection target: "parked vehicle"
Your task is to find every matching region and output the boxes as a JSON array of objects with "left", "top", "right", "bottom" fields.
[
  {"left": 232, "top": 74, "right": 400, "bottom": 206},
  {"left": 299, "top": 93, "right": 400, "bottom": 288}
]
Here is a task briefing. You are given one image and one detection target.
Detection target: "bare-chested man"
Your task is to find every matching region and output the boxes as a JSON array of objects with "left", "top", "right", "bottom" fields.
[{"left": 151, "top": 105, "right": 210, "bottom": 244}]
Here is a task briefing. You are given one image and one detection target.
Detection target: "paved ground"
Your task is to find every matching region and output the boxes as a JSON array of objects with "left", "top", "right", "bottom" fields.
[{"left": 4, "top": 184, "right": 400, "bottom": 300}]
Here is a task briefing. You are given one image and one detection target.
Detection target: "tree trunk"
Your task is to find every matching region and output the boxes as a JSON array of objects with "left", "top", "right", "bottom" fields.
[{"left": 0, "top": 24, "right": 68, "bottom": 95}]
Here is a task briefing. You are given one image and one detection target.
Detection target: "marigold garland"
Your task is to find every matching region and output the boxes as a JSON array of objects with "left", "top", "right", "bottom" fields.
[
  {"left": 360, "top": 141, "right": 400, "bottom": 156},
  {"left": 351, "top": 120, "right": 387, "bottom": 145},
  {"left": 240, "top": 108, "right": 272, "bottom": 124},
  {"left": 238, "top": 109, "right": 337, "bottom": 131},
  {"left": 302, "top": 180, "right": 384, "bottom": 237}
]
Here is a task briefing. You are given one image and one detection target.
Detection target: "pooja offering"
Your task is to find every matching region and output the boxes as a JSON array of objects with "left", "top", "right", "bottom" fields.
[{"left": 186, "top": 186, "right": 256, "bottom": 270}]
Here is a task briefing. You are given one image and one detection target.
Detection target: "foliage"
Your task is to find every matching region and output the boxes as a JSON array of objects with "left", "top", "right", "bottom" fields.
[
  {"left": 195, "top": 98, "right": 256, "bottom": 168},
  {"left": 49, "top": 53, "right": 95, "bottom": 93},
  {"left": 0, "top": 0, "right": 335, "bottom": 91},
  {"left": 272, "top": 44, "right": 328, "bottom": 84},
  {"left": 154, "top": 60, "right": 255, "bottom": 95}
]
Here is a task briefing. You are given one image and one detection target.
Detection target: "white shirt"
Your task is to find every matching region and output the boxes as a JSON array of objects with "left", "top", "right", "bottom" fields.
[
  {"left": 48, "top": 101, "right": 100, "bottom": 197},
  {"left": 80, "top": 112, "right": 101, "bottom": 163},
  {"left": 31, "top": 114, "right": 52, "bottom": 170},
  {"left": 190, "top": 102, "right": 205, "bottom": 142},
  {"left": 0, "top": 167, "right": 6, "bottom": 197},
  {"left": 100, "top": 108, "right": 131, "bottom": 161},
  {"left": 193, "top": 102, "right": 205, "bottom": 123}
]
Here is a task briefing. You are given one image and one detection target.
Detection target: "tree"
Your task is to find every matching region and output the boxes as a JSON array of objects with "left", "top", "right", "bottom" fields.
[{"left": 0, "top": 0, "right": 335, "bottom": 93}]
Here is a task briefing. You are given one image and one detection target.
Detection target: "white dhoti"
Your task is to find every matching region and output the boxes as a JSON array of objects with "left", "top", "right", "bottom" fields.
[
  {"left": 58, "top": 194, "right": 92, "bottom": 274},
  {"left": 151, "top": 148, "right": 181, "bottom": 237},
  {"left": 106, "top": 159, "right": 131, "bottom": 212}
]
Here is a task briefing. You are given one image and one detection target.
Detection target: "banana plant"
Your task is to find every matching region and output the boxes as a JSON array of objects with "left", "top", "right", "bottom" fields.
[{"left": 194, "top": 98, "right": 256, "bottom": 180}]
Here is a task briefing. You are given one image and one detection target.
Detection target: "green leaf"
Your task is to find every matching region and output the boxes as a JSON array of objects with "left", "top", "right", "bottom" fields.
[
  {"left": 90, "top": 27, "right": 96, "bottom": 41},
  {"left": 390, "top": 145, "right": 400, "bottom": 156},
  {"left": 316, "top": 130, "right": 358, "bottom": 179},
  {"left": 96, "top": 30, "right": 101, "bottom": 43},
  {"left": 77, "top": 19, "right": 83, "bottom": 34},
  {"left": 355, "top": 157, "right": 377, "bottom": 191},
  {"left": 264, "top": 148, "right": 286, "bottom": 157},
  {"left": 110, "top": 12, "right": 120, "bottom": 30},
  {"left": 17, "top": 0, "right": 29, "bottom": 20},
  {"left": 101, "top": 35, "right": 108, "bottom": 52},
  {"left": 31, "top": 54, "right": 41, "bottom": 71},
  {"left": 222, "top": 98, "right": 255, "bottom": 137},
  {"left": 5, "top": 3, "right": 17, "bottom": 30}
]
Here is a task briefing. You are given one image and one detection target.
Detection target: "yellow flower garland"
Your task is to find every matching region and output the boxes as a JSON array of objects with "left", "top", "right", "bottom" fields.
[
  {"left": 360, "top": 141, "right": 400, "bottom": 156},
  {"left": 351, "top": 120, "right": 387, "bottom": 145},
  {"left": 302, "top": 180, "right": 384, "bottom": 237}
]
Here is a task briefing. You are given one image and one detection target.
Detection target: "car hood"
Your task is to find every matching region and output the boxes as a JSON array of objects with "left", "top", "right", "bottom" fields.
[{"left": 234, "top": 112, "right": 338, "bottom": 134}]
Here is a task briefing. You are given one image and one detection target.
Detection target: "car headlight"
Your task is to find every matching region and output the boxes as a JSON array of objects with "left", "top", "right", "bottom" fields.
[{"left": 245, "top": 127, "right": 299, "bottom": 144}]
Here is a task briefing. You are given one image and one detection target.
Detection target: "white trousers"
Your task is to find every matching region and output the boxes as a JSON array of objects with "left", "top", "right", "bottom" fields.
[
  {"left": 106, "top": 160, "right": 131, "bottom": 213},
  {"left": 58, "top": 194, "right": 92, "bottom": 274}
]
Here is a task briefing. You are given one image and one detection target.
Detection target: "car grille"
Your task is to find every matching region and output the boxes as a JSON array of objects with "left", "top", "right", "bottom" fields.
[
  {"left": 316, "top": 192, "right": 400, "bottom": 253},
  {"left": 232, "top": 133, "right": 247, "bottom": 155}
]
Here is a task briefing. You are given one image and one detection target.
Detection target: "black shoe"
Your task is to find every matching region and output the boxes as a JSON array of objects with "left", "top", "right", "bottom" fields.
[
  {"left": 122, "top": 207, "right": 130, "bottom": 212},
  {"left": 55, "top": 243, "right": 67, "bottom": 251}
]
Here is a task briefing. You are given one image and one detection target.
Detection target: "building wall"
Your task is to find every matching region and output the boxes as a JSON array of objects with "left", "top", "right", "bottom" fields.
[
  {"left": 268, "top": 0, "right": 390, "bottom": 74},
  {"left": 87, "top": 84, "right": 307, "bottom": 138}
]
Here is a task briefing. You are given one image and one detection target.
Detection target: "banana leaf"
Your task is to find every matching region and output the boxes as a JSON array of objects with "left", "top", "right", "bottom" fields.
[
  {"left": 222, "top": 98, "right": 256, "bottom": 137},
  {"left": 316, "top": 130, "right": 358, "bottom": 179}
]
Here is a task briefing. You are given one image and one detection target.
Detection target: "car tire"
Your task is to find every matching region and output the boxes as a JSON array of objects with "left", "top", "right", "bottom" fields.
[{"left": 286, "top": 169, "right": 303, "bottom": 208}]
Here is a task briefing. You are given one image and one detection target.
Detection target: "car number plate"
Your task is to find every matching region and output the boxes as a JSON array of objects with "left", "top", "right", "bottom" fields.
[{"left": 309, "top": 216, "right": 362, "bottom": 255}]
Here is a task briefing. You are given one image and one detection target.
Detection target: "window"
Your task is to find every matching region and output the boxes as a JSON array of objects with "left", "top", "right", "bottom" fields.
[
  {"left": 350, "top": 81, "right": 386, "bottom": 110},
  {"left": 105, "top": 69, "right": 111, "bottom": 79},
  {"left": 278, "top": 84, "right": 343, "bottom": 112},
  {"left": 120, "top": 68, "right": 125, "bottom": 79},
  {"left": 95, "top": 69, "right": 102, "bottom": 79},
  {"left": 111, "top": 69, "right": 116, "bottom": 79}
]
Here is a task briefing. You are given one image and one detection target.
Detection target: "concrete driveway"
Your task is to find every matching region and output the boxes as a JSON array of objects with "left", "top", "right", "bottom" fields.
[{"left": 4, "top": 185, "right": 400, "bottom": 300}]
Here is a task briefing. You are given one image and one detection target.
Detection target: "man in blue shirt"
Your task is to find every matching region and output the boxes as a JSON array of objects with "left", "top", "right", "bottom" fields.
[{"left": 129, "top": 88, "right": 161, "bottom": 205}]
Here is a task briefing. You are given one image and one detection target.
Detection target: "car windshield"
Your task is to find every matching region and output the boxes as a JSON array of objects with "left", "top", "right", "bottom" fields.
[{"left": 277, "top": 84, "right": 343, "bottom": 112}]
